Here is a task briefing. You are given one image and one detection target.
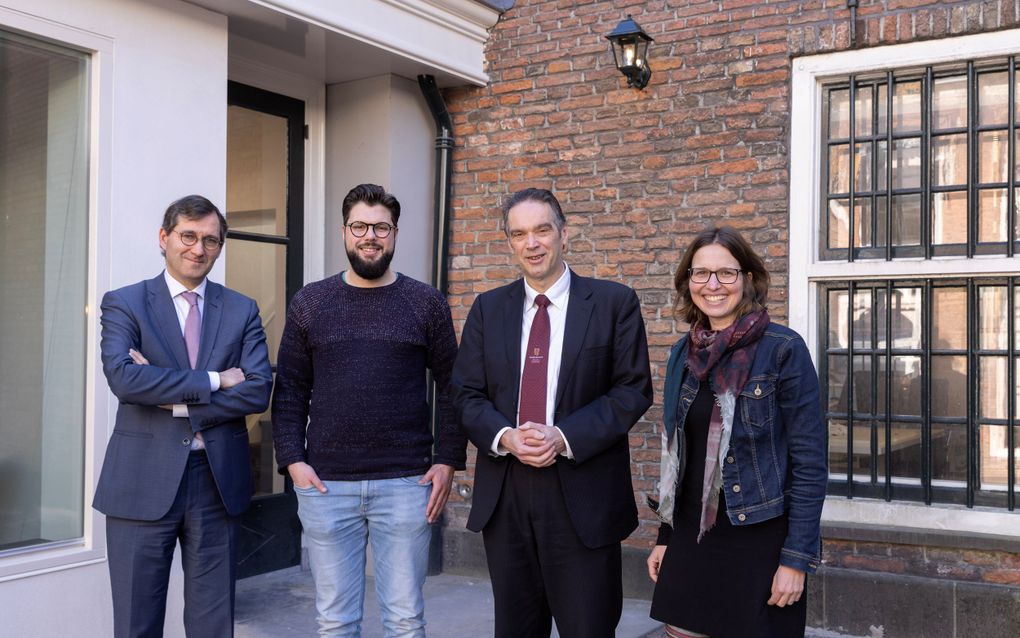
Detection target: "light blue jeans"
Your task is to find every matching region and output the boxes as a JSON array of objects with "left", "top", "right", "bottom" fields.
[{"left": 295, "top": 475, "right": 432, "bottom": 638}]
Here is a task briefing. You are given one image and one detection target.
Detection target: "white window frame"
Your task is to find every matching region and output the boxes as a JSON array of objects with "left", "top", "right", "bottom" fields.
[
  {"left": 790, "top": 28, "right": 1020, "bottom": 538},
  {"left": 0, "top": 6, "right": 114, "bottom": 581}
]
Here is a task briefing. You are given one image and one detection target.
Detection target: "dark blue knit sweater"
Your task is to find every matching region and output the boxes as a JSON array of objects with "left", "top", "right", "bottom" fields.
[{"left": 271, "top": 273, "right": 465, "bottom": 480}]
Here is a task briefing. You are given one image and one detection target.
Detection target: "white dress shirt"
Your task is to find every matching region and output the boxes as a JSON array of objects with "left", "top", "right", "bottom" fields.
[
  {"left": 163, "top": 271, "right": 220, "bottom": 422},
  {"left": 490, "top": 265, "right": 575, "bottom": 459}
]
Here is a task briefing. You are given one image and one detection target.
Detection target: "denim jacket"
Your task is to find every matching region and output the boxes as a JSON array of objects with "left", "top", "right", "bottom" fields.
[{"left": 661, "top": 322, "right": 827, "bottom": 573}]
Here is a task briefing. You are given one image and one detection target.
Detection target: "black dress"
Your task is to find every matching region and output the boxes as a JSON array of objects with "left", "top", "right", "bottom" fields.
[{"left": 650, "top": 382, "right": 807, "bottom": 637}]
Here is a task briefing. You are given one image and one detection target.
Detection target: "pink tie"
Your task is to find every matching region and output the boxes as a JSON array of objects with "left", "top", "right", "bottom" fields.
[
  {"left": 181, "top": 291, "right": 201, "bottom": 369},
  {"left": 519, "top": 294, "right": 551, "bottom": 425},
  {"left": 181, "top": 291, "right": 204, "bottom": 449}
]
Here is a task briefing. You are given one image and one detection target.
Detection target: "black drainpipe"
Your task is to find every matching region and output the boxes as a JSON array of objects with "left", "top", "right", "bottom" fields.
[
  {"left": 417, "top": 73, "right": 455, "bottom": 575},
  {"left": 417, "top": 74, "right": 454, "bottom": 295}
]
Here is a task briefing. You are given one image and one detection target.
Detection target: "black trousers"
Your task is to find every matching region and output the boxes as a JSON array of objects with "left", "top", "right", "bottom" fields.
[
  {"left": 482, "top": 459, "right": 622, "bottom": 638},
  {"left": 106, "top": 451, "right": 239, "bottom": 638}
]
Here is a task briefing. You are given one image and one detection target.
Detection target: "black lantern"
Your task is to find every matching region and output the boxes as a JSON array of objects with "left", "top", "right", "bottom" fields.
[{"left": 606, "top": 14, "right": 653, "bottom": 89}]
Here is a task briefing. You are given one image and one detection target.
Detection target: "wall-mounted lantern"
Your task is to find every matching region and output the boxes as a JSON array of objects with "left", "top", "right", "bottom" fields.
[{"left": 606, "top": 14, "right": 653, "bottom": 89}]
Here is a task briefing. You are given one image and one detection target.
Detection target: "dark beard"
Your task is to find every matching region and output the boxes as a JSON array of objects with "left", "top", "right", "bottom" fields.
[{"left": 347, "top": 244, "right": 394, "bottom": 281}]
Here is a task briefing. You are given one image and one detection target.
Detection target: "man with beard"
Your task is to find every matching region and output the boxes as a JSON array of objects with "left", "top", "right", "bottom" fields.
[{"left": 272, "top": 183, "right": 465, "bottom": 637}]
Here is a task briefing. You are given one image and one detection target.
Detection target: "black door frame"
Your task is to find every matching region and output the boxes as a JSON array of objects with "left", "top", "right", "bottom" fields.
[{"left": 227, "top": 80, "right": 305, "bottom": 579}]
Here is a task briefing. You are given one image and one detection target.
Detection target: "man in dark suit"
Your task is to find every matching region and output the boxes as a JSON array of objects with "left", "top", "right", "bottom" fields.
[
  {"left": 451, "top": 188, "right": 653, "bottom": 638},
  {"left": 93, "top": 195, "right": 273, "bottom": 638}
]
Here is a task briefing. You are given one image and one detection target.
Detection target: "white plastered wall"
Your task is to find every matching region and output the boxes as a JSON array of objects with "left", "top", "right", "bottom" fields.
[
  {"left": 0, "top": 0, "right": 228, "bottom": 635},
  {"left": 325, "top": 74, "right": 437, "bottom": 285}
]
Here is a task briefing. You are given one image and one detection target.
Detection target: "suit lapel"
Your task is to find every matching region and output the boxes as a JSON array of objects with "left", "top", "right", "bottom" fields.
[
  {"left": 147, "top": 275, "right": 191, "bottom": 370},
  {"left": 502, "top": 280, "right": 525, "bottom": 403},
  {"left": 555, "top": 272, "right": 593, "bottom": 409},
  {"left": 196, "top": 282, "right": 224, "bottom": 371}
]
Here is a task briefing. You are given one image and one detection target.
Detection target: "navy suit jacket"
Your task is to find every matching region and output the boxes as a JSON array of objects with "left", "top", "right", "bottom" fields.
[
  {"left": 452, "top": 271, "right": 653, "bottom": 548},
  {"left": 93, "top": 274, "right": 273, "bottom": 520}
]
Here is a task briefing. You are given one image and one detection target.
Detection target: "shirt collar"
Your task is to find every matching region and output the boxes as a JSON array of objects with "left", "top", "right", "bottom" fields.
[
  {"left": 163, "top": 270, "right": 207, "bottom": 299},
  {"left": 523, "top": 263, "right": 570, "bottom": 310}
]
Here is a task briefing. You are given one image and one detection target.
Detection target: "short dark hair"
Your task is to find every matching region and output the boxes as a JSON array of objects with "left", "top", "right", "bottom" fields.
[
  {"left": 673, "top": 225, "right": 770, "bottom": 326},
  {"left": 161, "top": 195, "right": 227, "bottom": 240},
  {"left": 501, "top": 188, "right": 566, "bottom": 235},
  {"left": 341, "top": 184, "right": 401, "bottom": 225}
]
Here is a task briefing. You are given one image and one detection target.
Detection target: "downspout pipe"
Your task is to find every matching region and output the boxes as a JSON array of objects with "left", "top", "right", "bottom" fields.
[
  {"left": 418, "top": 73, "right": 455, "bottom": 576},
  {"left": 417, "top": 74, "right": 455, "bottom": 295}
]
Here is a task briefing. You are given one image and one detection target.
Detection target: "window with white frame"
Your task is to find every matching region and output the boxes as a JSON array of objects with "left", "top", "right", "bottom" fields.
[
  {"left": 790, "top": 32, "right": 1020, "bottom": 517},
  {"left": 0, "top": 27, "right": 90, "bottom": 553}
]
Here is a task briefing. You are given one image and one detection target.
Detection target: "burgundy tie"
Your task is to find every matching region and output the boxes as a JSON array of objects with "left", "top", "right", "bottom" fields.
[
  {"left": 181, "top": 291, "right": 201, "bottom": 369},
  {"left": 519, "top": 294, "right": 551, "bottom": 425}
]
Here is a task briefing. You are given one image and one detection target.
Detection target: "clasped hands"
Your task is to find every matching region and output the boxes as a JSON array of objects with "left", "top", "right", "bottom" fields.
[{"left": 500, "top": 422, "right": 565, "bottom": 468}]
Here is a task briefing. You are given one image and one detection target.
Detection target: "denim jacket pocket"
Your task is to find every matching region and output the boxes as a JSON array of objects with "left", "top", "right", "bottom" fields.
[{"left": 739, "top": 375, "right": 777, "bottom": 429}]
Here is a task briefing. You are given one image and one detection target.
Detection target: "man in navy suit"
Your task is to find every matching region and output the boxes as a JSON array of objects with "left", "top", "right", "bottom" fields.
[
  {"left": 452, "top": 188, "right": 653, "bottom": 638},
  {"left": 93, "top": 195, "right": 273, "bottom": 638}
]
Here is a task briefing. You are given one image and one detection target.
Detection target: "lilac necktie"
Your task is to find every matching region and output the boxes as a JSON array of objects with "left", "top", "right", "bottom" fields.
[
  {"left": 519, "top": 294, "right": 551, "bottom": 425},
  {"left": 181, "top": 291, "right": 205, "bottom": 449},
  {"left": 181, "top": 291, "right": 201, "bottom": 369}
]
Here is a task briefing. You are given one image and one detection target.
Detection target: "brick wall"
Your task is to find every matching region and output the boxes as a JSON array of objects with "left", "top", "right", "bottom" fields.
[{"left": 440, "top": 0, "right": 1020, "bottom": 575}]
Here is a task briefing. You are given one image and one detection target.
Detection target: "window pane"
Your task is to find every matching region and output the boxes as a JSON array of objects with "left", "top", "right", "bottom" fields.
[
  {"left": 893, "top": 81, "right": 922, "bottom": 131},
  {"left": 1016, "top": 131, "right": 1020, "bottom": 180},
  {"left": 875, "top": 137, "right": 921, "bottom": 190},
  {"left": 827, "top": 199, "right": 873, "bottom": 250},
  {"left": 890, "top": 422, "right": 922, "bottom": 484},
  {"left": 828, "top": 354, "right": 848, "bottom": 413},
  {"left": 828, "top": 289, "right": 849, "bottom": 348},
  {"left": 855, "top": 142, "right": 872, "bottom": 192},
  {"left": 829, "top": 88, "right": 849, "bottom": 138},
  {"left": 979, "top": 356, "right": 1008, "bottom": 420},
  {"left": 891, "top": 194, "right": 922, "bottom": 246},
  {"left": 933, "top": 287, "right": 968, "bottom": 349},
  {"left": 226, "top": 106, "right": 289, "bottom": 236},
  {"left": 890, "top": 356, "right": 922, "bottom": 416},
  {"left": 931, "top": 424, "right": 967, "bottom": 485},
  {"left": 853, "top": 355, "right": 873, "bottom": 414},
  {"left": 978, "top": 285, "right": 1008, "bottom": 350},
  {"left": 0, "top": 31, "right": 88, "bottom": 552},
  {"left": 877, "top": 286, "right": 923, "bottom": 349},
  {"left": 852, "top": 422, "right": 875, "bottom": 482},
  {"left": 933, "top": 75, "right": 968, "bottom": 129},
  {"left": 932, "top": 134, "right": 967, "bottom": 186},
  {"left": 829, "top": 419, "right": 849, "bottom": 476},
  {"left": 875, "top": 195, "right": 888, "bottom": 247},
  {"left": 828, "top": 144, "right": 850, "bottom": 193},
  {"left": 979, "top": 425, "right": 1012, "bottom": 491},
  {"left": 854, "top": 198, "right": 873, "bottom": 248},
  {"left": 853, "top": 288, "right": 873, "bottom": 348},
  {"left": 931, "top": 356, "right": 968, "bottom": 418},
  {"left": 978, "top": 189, "right": 1008, "bottom": 243},
  {"left": 978, "top": 130, "right": 1009, "bottom": 183},
  {"left": 932, "top": 191, "right": 968, "bottom": 244},
  {"left": 877, "top": 83, "right": 888, "bottom": 135},
  {"left": 855, "top": 84, "right": 873, "bottom": 135},
  {"left": 978, "top": 71, "right": 1009, "bottom": 126}
]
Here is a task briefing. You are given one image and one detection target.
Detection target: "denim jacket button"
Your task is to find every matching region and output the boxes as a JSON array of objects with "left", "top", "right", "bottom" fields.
[
  {"left": 732, "top": 484, "right": 741, "bottom": 493},
  {"left": 737, "top": 513, "right": 746, "bottom": 522},
  {"left": 726, "top": 456, "right": 735, "bottom": 464}
]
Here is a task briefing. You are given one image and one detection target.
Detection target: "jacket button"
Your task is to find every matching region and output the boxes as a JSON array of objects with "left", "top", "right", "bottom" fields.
[
  {"left": 726, "top": 456, "right": 735, "bottom": 464},
  {"left": 182, "top": 438, "right": 190, "bottom": 446},
  {"left": 737, "top": 513, "right": 746, "bottom": 522},
  {"left": 732, "top": 484, "right": 741, "bottom": 493}
]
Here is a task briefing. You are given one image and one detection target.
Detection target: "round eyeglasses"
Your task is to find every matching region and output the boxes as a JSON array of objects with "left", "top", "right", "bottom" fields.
[
  {"left": 173, "top": 230, "right": 223, "bottom": 251},
  {"left": 688, "top": 268, "right": 743, "bottom": 284},
  {"left": 346, "top": 221, "right": 396, "bottom": 238}
]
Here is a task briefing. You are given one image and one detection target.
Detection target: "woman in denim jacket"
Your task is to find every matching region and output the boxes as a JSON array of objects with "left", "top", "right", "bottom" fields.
[{"left": 646, "top": 226, "right": 827, "bottom": 638}]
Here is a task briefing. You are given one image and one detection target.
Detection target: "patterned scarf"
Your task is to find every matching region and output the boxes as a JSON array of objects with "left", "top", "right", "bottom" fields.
[{"left": 686, "top": 308, "right": 769, "bottom": 541}]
